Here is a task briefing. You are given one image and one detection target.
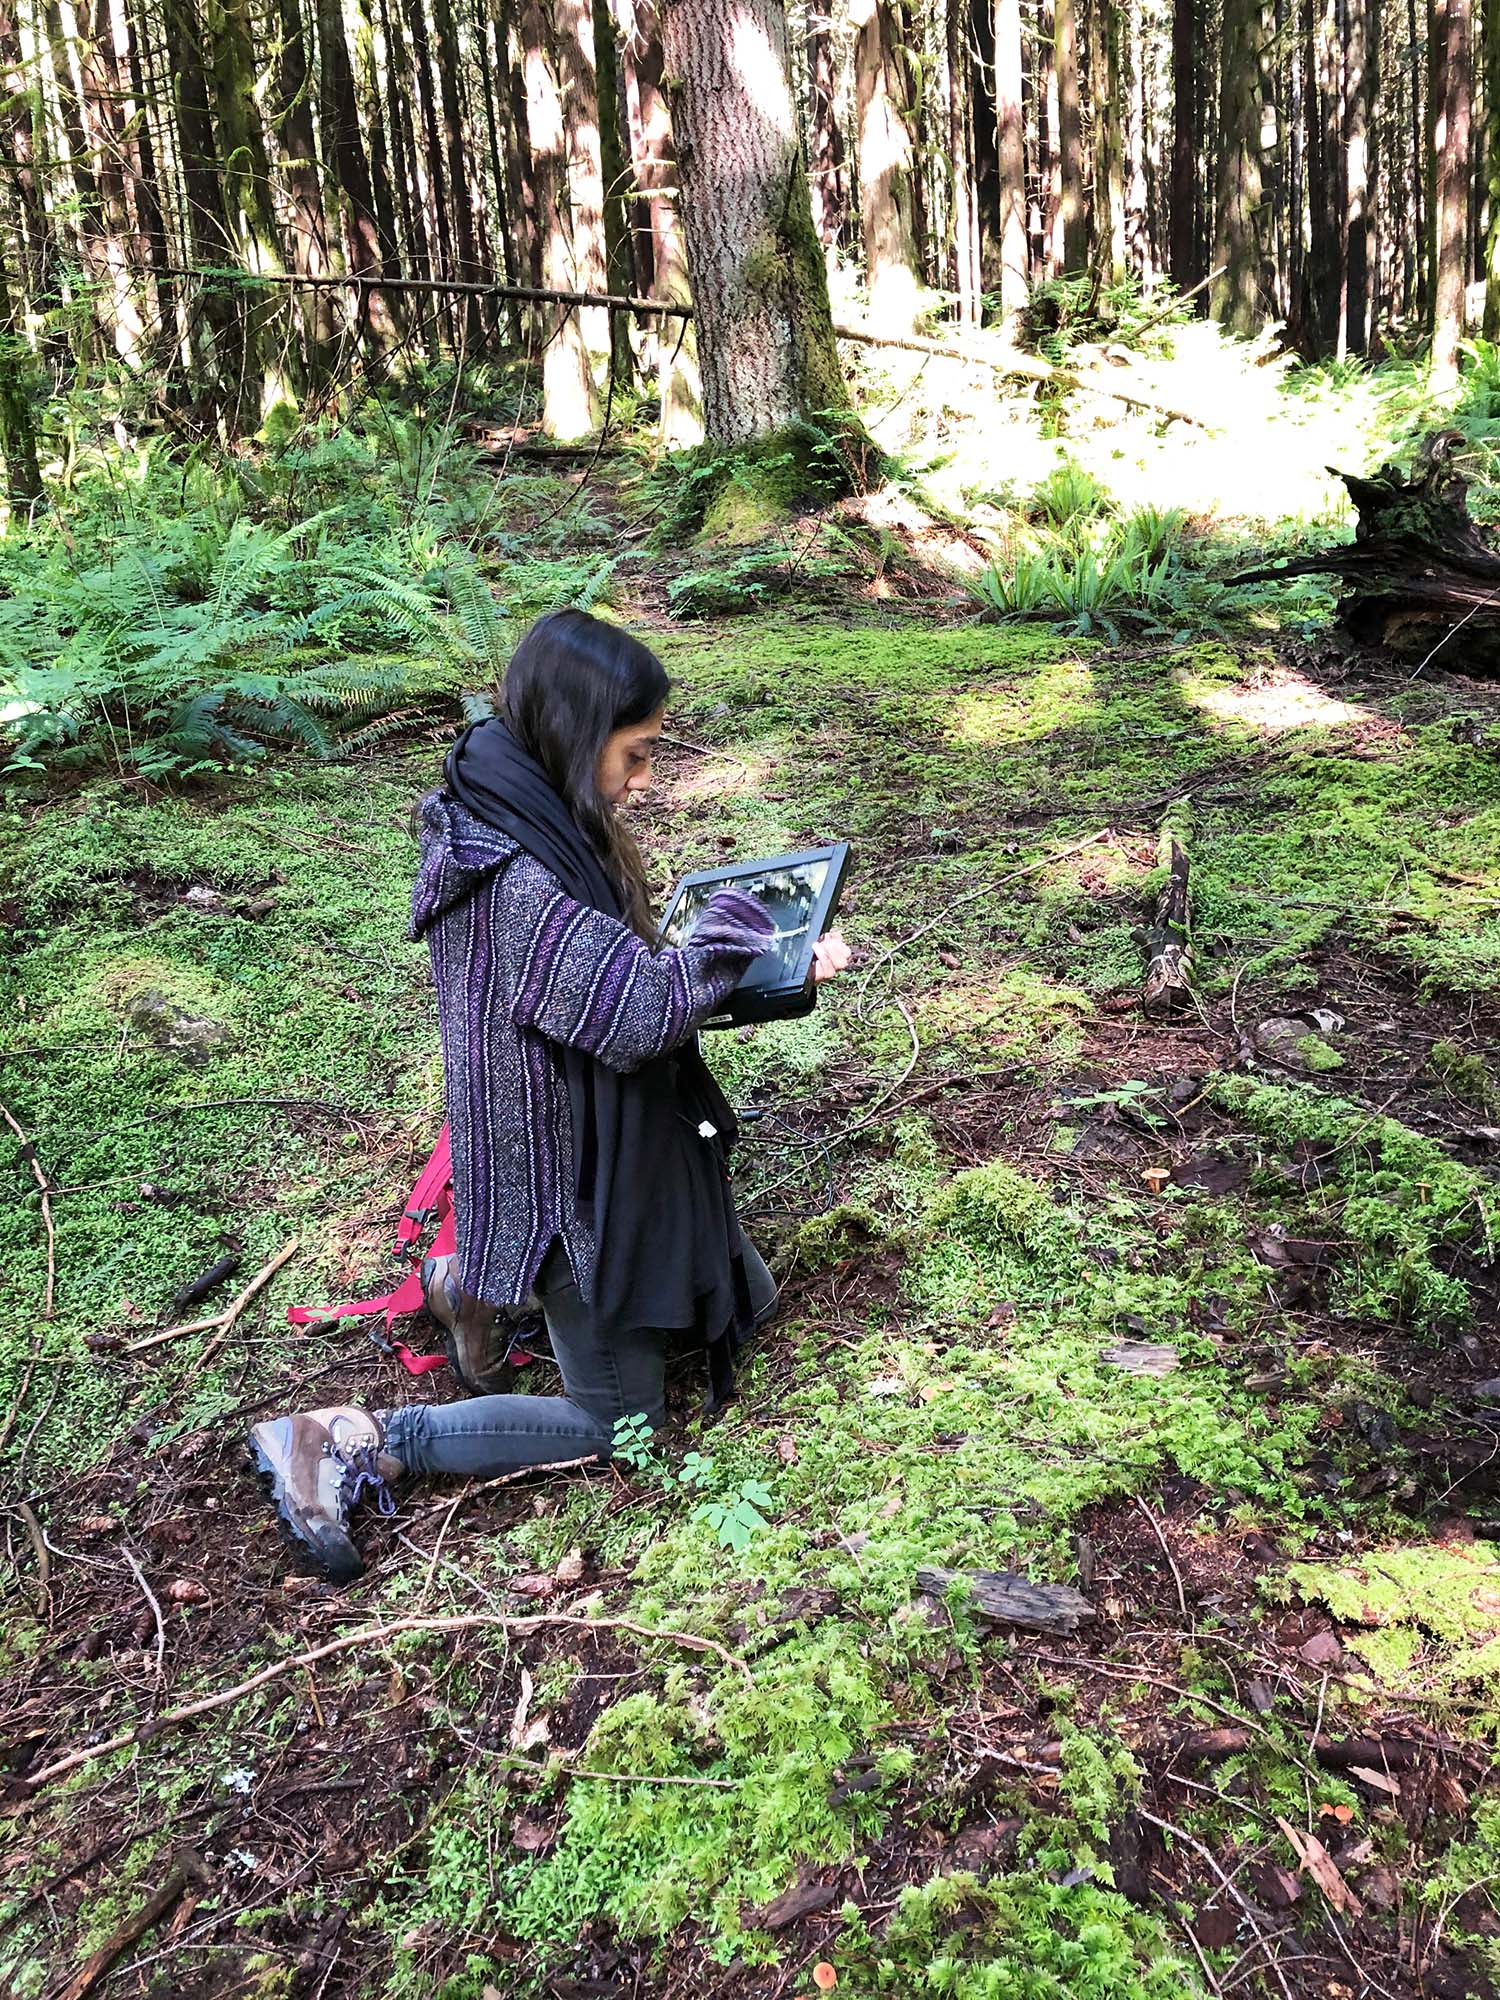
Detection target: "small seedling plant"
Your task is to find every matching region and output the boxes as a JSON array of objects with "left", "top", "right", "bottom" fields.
[{"left": 611, "top": 1414, "right": 774, "bottom": 1552}]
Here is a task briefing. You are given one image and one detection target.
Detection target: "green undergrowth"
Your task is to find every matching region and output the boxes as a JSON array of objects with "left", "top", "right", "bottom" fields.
[
  {"left": 1283, "top": 1539, "right": 1500, "bottom": 1696},
  {"left": 4, "top": 596, "right": 1500, "bottom": 1995}
]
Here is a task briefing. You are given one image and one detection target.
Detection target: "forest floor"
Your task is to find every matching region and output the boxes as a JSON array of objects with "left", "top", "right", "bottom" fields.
[{"left": 4, "top": 448, "right": 1500, "bottom": 2000}]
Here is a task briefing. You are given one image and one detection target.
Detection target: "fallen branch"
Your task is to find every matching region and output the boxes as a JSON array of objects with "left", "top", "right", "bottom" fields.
[
  {"left": 125, "top": 1239, "right": 300, "bottom": 1356},
  {"left": 831, "top": 321, "right": 1208, "bottom": 426},
  {"left": 2, "top": 1100, "right": 56, "bottom": 1317},
  {"left": 1142, "top": 837, "right": 1195, "bottom": 1015},
  {"left": 15, "top": 1500, "right": 50, "bottom": 1619},
  {"left": 23, "top": 1611, "right": 752, "bottom": 1789},
  {"left": 49, "top": 1847, "right": 211, "bottom": 2000}
]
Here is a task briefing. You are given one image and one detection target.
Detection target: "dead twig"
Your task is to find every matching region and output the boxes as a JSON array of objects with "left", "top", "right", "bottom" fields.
[
  {"left": 24, "top": 1610, "right": 753, "bottom": 1790},
  {"left": 1133, "top": 1495, "right": 1189, "bottom": 1623},
  {"left": 418, "top": 1454, "right": 603, "bottom": 1610},
  {"left": 125, "top": 1239, "right": 300, "bottom": 1356},
  {"left": 47, "top": 1847, "right": 211, "bottom": 2000},
  {"left": 122, "top": 1546, "right": 166, "bottom": 1685},
  {"left": 15, "top": 1500, "right": 51, "bottom": 1620},
  {"left": 1, "top": 1099, "right": 56, "bottom": 1318}
]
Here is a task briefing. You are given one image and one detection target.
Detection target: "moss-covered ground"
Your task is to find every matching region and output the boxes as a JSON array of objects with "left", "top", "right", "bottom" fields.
[{"left": 4, "top": 487, "right": 1500, "bottom": 1998}]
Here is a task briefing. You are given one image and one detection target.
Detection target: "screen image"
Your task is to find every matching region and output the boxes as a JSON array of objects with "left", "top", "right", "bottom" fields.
[{"left": 661, "top": 858, "right": 830, "bottom": 987}]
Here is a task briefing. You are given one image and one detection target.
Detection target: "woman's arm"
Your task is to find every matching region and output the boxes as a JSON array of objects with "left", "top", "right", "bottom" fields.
[{"left": 503, "top": 856, "right": 774, "bottom": 1072}]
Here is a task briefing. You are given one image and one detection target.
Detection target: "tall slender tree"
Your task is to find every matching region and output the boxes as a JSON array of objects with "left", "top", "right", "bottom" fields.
[
  {"left": 1054, "top": 0, "right": 1087, "bottom": 269},
  {"left": 618, "top": 0, "right": 699, "bottom": 442},
  {"left": 522, "top": 0, "right": 599, "bottom": 435},
  {"left": 807, "top": 5, "right": 848, "bottom": 261},
  {"left": 1429, "top": 0, "right": 1471, "bottom": 381},
  {"left": 1169, "top": 0, "right": 1200, "bottom": 286},
  {"left": 995, "top": 0, "right": 1028, "bottom": 311}
]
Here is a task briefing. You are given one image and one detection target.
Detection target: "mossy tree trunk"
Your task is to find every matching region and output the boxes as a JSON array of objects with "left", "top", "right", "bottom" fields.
[
  {"left": 0, "top": 241, "right": 42, "bottom": 508},
  {"left": 658, "top": 0, "right": 860, "bottom": 453}
]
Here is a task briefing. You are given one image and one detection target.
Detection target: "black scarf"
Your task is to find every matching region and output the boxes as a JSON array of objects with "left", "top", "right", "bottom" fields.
[{"left": 444, "top": 719, "right": 749, "bottom": 1394}]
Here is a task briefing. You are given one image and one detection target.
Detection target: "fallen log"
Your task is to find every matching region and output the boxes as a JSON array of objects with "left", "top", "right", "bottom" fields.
[
  {"left": 1237, "top": 428, "right": 1500, "bottom": 672},
  {"left": 51, "top": 1847, "right": 211, "bottom": 2000},
  {"left": 1142, "top": 837, "right": 1195, "bottom": 1014}
]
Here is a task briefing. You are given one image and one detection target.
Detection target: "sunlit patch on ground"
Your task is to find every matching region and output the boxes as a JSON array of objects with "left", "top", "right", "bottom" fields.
[
  {"left": 1180, "top": 665, "right": 1378, "bottom": 734},
  {"left": 945, "top": 656, "right": 1096, "bottom": 745}
]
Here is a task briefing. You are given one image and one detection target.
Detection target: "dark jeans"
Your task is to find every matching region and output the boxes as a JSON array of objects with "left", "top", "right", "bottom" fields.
[{"left": 382, "top": 1238, "right": 776, "bottom": 1479}]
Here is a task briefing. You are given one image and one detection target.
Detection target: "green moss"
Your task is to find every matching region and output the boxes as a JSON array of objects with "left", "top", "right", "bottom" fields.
[
  {"left": 1288, "top": 1541, "right": 1500, "bottom": 1693},
  {"left": 771, "top": 1202, "right": 887, "bottom": 1279},
  {"left": 1431, "top": 1037, "right": 1498, "bottom": 1113},
  {"left": 1294, "top": 1033, "right": 1344, "bottom": 1072}
]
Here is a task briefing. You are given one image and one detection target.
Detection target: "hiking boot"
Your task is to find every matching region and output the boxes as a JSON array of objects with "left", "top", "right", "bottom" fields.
[
  {"left": 249, "top": 1405, "right": 404, "bottom": 1581},
  {"left": 421, "top": 1254, "right": 516, "bottom": 1397}
]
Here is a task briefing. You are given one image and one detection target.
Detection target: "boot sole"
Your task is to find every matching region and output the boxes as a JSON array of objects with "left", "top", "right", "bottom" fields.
[{"left": 248, "top": 1422, "right": 364, "bottom": 1582}]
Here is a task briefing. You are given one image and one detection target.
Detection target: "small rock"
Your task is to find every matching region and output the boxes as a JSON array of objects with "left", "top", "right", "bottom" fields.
[{"left": 184, "top": 885, "right": 222, "bottom": 909}]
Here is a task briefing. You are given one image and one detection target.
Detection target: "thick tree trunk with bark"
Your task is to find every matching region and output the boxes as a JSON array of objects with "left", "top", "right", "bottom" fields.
[
  {"left": 659, "top": 0, "right": 860, "bottom": 461},
  {"left": 555, "top": 0, "right": 609, "bottom": 358},
  {"left": 1429, "top": 0, "right": 1471, "bottom": 383},
  {"left": 852, "top": 0, "right": 925, "bottom": 329},
  {"left": 78, "top": 0, "right": 144, "bottom": 362},
  {"left": 948, "top": 0, "right": 979, "bottom": 314},
  {"left": 1212, "top": 0, "right": 1265, "bottom": 330},
  {"left": 994, "top": 0, "right": 1028, "bottom": 312},
  {"left": 163, "top": 0, "right": 247, "bottom": 394},
  {"left": 431, "top": 0, "right": 483, "bottom": 343},
  {"left": 1486, "top": 0, "right": 1500, "bottom": 334}
]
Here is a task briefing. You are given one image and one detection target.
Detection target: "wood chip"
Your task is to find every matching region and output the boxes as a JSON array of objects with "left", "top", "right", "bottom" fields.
[
  {"left": 1100, "top": 1341, "right": 1179, "bottom": 1376},
  {"left": 1347, "top": 1764, "right": 1402, "bottom": 1796}
]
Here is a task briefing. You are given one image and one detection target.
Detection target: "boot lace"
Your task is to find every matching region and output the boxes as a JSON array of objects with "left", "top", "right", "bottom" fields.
[{"left": 331, "top": 1439, "right": 397, "bottom": 1518}]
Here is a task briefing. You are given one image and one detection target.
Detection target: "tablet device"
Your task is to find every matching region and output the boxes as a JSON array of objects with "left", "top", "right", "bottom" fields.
[{"left": 657, "top": 842, "right": 851, "bottom": 1027}]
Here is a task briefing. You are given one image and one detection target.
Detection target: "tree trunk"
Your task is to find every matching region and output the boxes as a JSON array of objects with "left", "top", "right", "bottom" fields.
[
  {"left": 947, "top": 0, "right": 979, "bottom": 315},
  {"left": 659, "top": 0, "right": 859, "bottom": 458},
  {"left": 78, "top": 0, "right": 144, "bottom": 363},
  {"left": 1039, "top": 0, "right": 1061, "bottom": 276},
  {"left": 852, "top": 0, "right": 925, "bottom": 329},
  {"left": 556, "top": 0, "right": 609, "bottom": 358},
  {"left": 969, "top": 0, "right": 1000, "bottom": 287},
  {"left": 1344, "top": 0, "right": 1371, "bottom": 348},
  {"left": 521, "top": 0, "right": 599, "bottom": 435},
  {"left": 618, "top": 0, "right": 699, "bottom": 442},
  {"left": 116, "top": 0, "right": 176, "bottom": 345},
  {"left": 0, "top": 0, "right": 58, "bottom": 309},
  {"left": 806, "top": 6, "right": 848, "bottom": 262},
  {"left": 994, "top": 0, "right": 1027, "bottom": 313},
  {"left": 1054, "top": 0, "right": 1086, "bottom": 268},
  {"left": 500, "top": 0, "right": 542, "bottom": 287},
  {"left": 1212, "top": 0, "right": 1264, "bottom": 330},
  {"left": 408, "top": 0, "right": 458, "bottom": 341},
  {"left": 430, "top": 0, "right": 483, "bottom": 344},
  {"left": 1169, "top": 0, "right": 1200, "bottom": 287},
  {"left": 0, "top": 235, "right": 42, "bottom": 505},
  {"left": 318, "top": 0, "right": 396, "bottom": 349},
  {"left": 351, "top": 0, "right": 403, "bottom": 274},
  {"left": 593, "top": 0, "right": 635, "bottom": 385},
  {"left": 1485, "top": 0, "right": 1500, "bottom": 333},
  {"left": 163, "top": 0, "right": 247, "bottom": 400},
  {"left": 1430, "top": 0, "right": 1471, "bottom": 382},
  {"left": 1087, "top": 0, "right": 1126, "bottom": 283}
]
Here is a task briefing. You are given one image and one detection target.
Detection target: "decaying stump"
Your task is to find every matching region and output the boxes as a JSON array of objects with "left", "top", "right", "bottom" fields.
[
  {"left": 1142, "top": 837, "right": 1195, "bottom": 1014},
  {"left": 1242, "top": 428, "right": 1500, "bottom": 671}
]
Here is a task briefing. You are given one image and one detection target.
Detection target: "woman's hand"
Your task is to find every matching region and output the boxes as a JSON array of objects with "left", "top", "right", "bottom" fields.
[{"left": 811, "top": 930, "right": 852, "bottom": 983}]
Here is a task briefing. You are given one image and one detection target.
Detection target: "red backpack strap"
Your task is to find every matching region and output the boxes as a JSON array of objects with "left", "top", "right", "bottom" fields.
[{"left": 287, "top": 1128, "right": 454, "bottom": 1375}]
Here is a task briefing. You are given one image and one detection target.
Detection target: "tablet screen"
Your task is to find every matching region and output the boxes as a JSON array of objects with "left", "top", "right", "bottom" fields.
[{"left": 660, "top": 856, "right": 831, "bottom": 988}]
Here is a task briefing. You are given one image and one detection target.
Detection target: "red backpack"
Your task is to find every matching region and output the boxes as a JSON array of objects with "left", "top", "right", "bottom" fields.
[{"left": 287, "top": 1127, "right": 456, "bottom": 1375}]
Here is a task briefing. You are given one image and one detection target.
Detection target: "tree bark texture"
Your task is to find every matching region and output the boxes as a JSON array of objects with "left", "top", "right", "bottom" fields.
[
  {"left": 1213, "top": 0, "right": 1265, "bottom": 330},
  {"left": 522, "top": 0, "right": 599, "bottom": 435},
  {"left": 659, "top": 0, "right": 853, "bottom": 446},
  {"left": 1429, "top": 0, "right": 1471, "bottom": 382},
  {"left": 806, "top": 6, "right": 847, "bottom": 258},
  {"left": 1169, "top": 0, "right": 1200, "bottom": 286},
  {"left": 852, "top": 0, "right": 925, "bottom": 329}
]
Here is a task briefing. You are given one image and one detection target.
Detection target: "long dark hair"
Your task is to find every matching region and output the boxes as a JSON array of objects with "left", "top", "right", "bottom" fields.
[{"left": 502, "top": 610, "right": 669, "bottom": 937}]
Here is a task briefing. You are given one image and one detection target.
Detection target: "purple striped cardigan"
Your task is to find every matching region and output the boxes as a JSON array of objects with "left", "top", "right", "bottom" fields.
[{"left": 410, "top": 792, "right": 774, "bottom": 1308}]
